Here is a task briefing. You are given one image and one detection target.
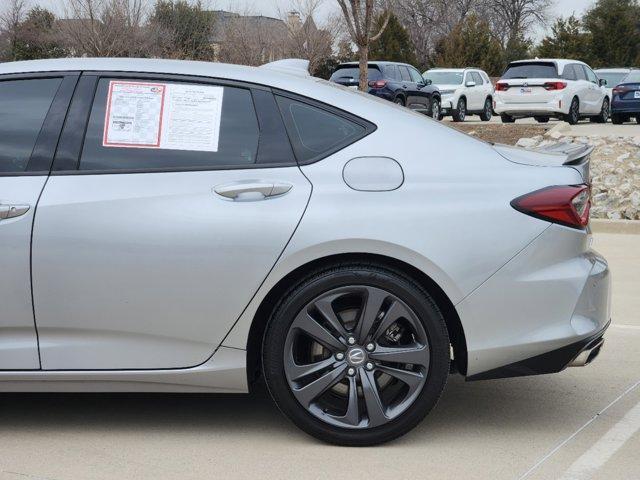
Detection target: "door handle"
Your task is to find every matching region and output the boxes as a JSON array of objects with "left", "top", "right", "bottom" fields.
[
  {"left": 0, "top": 204, "right": 29, "bottom": 220},
  {"left": 214, "top": 182, "right": 292, "bottom": 201}
]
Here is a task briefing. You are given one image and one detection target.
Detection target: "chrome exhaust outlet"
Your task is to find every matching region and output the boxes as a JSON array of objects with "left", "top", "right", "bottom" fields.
[{"left": 569, "top": 337, "right": 604, "bottom": 367}]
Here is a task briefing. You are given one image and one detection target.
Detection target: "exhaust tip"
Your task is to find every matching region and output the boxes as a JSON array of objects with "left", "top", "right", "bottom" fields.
[{"left": 569, "top": 337, "right": 604, "bottom": 367}]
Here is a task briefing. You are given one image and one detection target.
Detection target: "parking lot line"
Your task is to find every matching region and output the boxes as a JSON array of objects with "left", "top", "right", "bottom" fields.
[
  {"left": 517, "top": 378, "right": 640, "bottom": 480},
  {"left": 611, "top": 324, "right": 640, "bottom": 330},
  {"left": 558, "top": 400, "right": 640, "bottom": 480}
]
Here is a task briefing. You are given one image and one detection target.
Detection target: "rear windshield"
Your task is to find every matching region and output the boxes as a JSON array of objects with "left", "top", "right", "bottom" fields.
[
  {"left": 424, "top": 71, "right": 464, "bottom": 85},
  {"left": 621, "top": 71, "right": 640, "bottom": 83},
  {"left": 596, "top": 71, "right": 629, "bottom": 86},
  {"left": 330, "top": 66, "right": 382, "bottom": 82},
  {"left": 502, "top": 62, "right": 558, "bottom": 79}
]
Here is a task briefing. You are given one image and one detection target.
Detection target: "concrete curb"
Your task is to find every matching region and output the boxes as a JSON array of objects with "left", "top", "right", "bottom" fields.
[{"left": 591, "top": 219, "right": 640, "bottom": 234}]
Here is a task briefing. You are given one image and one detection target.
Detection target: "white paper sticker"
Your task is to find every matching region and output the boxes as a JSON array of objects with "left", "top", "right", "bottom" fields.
[{"left": 103, "top": 81, "right": 224, "bottom": 152}]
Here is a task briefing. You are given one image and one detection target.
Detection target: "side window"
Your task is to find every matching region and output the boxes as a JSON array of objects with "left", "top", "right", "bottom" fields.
[
  {"left": 399, "top": 66, "right": 412, "bottom": 82},
  {"left": 409, "top": 67, "right": 424, "bottom": 83},
  {"left": 276, "top": 95, "right": 369, "bottom": 164},
  {"left": 79, "top": 78, "right": 260, "bottom": 171},
  {"left": 0, "top": 78, "right": 62, "bottom": 173},
  {"left": 383, "top": 65, "right": 398, "bottom": 80},
  {"left": 583, "top": 66, "right": 598, "bottom": 84},
  {"left": 472, "top": 72, "right": 484, "bottom": 85},
  {"left": 563, "top": 65, "right": 577, "bottom": 81},
  {"left": 574, "top": 65, "right": 587, "bottom": 81}
]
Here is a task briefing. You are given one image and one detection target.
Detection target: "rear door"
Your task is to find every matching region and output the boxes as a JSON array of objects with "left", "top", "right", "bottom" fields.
[
  {"left": 32, "top": 74, "right": 312, "bottom": 370},
  {"left": 0, "top": 73, "right": 76, "bottom": 369}
]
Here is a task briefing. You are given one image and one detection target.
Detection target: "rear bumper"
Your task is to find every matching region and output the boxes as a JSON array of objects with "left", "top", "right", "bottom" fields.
[
  {"left": 494, "top": 95, "right": 568, "bottom": 116},
  {"left": 611, "top": 99, "right": 640, "bottom": 114},
  {"left": 458, "top": 225, "right": 612, "bottom": 379}
]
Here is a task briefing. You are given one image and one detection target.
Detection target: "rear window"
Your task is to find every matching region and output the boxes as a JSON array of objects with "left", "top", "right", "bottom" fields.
[
  {"left": 622, "top": 71, "right": 640, "bottom": 83},
  {"left": 596, "top": 71, "right": 629, "bottom": 86},
  {"left": 330, "top": 66, "right": 382, "bottom": 82},
  {"left": 424, "top": 71, "right": 464, "bottom": 85},
  {"left": 502, "top": 62, "right": 558, "bottom": 79}
]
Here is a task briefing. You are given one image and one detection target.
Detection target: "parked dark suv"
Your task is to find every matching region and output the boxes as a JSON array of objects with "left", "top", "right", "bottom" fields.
[{"left": 329, "top": 61, "right": 441, "bottom": 119}]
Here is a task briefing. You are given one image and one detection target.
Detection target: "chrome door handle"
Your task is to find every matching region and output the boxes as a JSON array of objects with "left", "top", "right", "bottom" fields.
[
  {"left": 214, "top": 182, "right": 292, "bottom": 201},
  {"left": 0, "top": 204, "right": 29, "bottom": 220}
]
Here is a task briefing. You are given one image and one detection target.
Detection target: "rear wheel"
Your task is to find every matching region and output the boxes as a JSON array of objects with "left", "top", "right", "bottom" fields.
[
  {"left": 479, "top": 98, "right": 492, "bottom": 121},
  {"left": 636, "top": 116, "right": 640, "bottom": 124},
  {"left": 394, "top": 96, "right": 405, "bottom": 107},
  {"left": 452, "top": 98, "right": 466, "bottom": 122},
  {"left": 500, "top": 113, "right": 515, "bottom": 123},
  {"left": 534, "top": 116, "right": 550, "bottom": 123},
  {"left": 591, "top": 98, "right": 610, "bottom": 123},
  {"left": 564, "top": 97, "right": 580, "bottom": 125},
  {"left": 611, "top": 114, "right": 623, "bottom": 124},
  {"left": 262, "top": 264, "right": 450, "bottom": 446}
]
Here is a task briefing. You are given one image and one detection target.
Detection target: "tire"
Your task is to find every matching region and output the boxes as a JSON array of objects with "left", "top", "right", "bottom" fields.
[
  {"left": 452, "top": 97, "right": 466, "bottom": 122},
  {"left": 500, "top": 113, "right": 515, "bottom": 123},
  {"left": 534, "top": 116, "right": 550, "bottom": 123},
  {"left": 262, "top": 263, "right": 450, "bottom": 446},
  {"left": 564, "top": 97, "right": 580, "bottom": 125},
  {"left": 429, "top": 97, "right": 441, "bottom": 120},
  {"left": 636, "top": 116, "right": 640, "bottom": 124},
  {"left": 394, "top": 96, "right": 405, "bottom": 107},
  {"left": 611, "top": 114, "right": 623, "bottom": 125},
  {"left": 592, "top": 98, "right": 610, "bottom": 123},
  {"left": 479, "top": 97, "right": 492, "bottom": 121}
]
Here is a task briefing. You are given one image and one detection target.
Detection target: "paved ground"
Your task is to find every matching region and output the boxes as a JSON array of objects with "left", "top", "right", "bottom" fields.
[
  {"left": 443, "top": 115, "right": 640, "bottom": 138},
  {"left": 0, "top": 233, "right": 638, "bottom": 480}
]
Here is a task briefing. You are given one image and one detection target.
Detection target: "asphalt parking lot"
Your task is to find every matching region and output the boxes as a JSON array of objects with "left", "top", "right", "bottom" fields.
[{"left": 0, "top": 232, "right": 638, "bottom": 480}]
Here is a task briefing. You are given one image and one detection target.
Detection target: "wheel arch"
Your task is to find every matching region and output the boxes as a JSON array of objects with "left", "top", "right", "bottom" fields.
[{"left": 245, "top": 252, "right": 468, "bottom": 389}]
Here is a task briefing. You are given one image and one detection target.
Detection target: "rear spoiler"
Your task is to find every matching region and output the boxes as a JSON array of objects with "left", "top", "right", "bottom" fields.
[{"left": 536, "top": 142, "right": 593, "bottom": 181}]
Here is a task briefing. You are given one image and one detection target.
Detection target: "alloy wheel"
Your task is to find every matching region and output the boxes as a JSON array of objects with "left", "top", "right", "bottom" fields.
[{"left": 283, "top": 285, "right": 430, "bottom": 429}]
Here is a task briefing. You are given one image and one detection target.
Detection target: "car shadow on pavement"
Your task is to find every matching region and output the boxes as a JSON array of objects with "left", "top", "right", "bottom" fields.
[{"left": 0, "top": 373, "right": 593, "bottom": 444}]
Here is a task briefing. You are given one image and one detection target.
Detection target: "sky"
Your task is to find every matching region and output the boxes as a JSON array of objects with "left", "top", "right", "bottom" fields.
[{"left": 28, "top": 0, "right": 597, "bottom": 39}]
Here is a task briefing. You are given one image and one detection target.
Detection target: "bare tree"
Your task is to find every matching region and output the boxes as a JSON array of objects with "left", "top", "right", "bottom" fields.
[
  {"left": 217, "top": 9, "right": 289, "bottom": 66},
  {"left": 279, "top": 0, "right": 340, "bottom": 75},
  {"left": 57, "top": 0, "right": 152, "bottom": 57},
  {"left": 0, "top": 0, "right": 28, "bottom": 59},
  {"left": 336, "top": 0, "right": 391, "bottom": 91},
  {"left": 488, "top": 0, "right": 552, "bottom": 49}
]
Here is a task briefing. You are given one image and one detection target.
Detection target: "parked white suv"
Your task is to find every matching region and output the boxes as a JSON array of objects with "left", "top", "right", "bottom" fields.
[
  {"left": 494, "top": 59, "right": 609, "bottom": 124},
  {"left": 424, "top": 68, "right": 494, "bottom": 122}
]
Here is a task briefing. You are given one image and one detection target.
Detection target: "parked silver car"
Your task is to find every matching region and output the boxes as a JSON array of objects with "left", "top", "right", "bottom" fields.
[{"left": 0, "top": 58, "right": 610, "bottom": 446}]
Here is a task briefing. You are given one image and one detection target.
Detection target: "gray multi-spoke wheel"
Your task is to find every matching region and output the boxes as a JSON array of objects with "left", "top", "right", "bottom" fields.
[{"left": 262, "top": 264, "right": 450, "bottom": 446}]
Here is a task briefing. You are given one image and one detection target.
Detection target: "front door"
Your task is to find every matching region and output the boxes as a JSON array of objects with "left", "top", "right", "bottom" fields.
[
  {"left": 32, "top": 75, "right": 312, "bottom": 370},
  {"left": 0, "top": 75, "right": 75, "bottom": 370}
]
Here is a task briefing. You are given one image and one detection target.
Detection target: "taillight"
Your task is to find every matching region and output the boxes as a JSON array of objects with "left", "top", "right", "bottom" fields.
[
  {"left": 495, "top": 82, "right": 509, "bottom": 91},
  {"left": 543, "top": 81, "right": 567, "bottom": 90},
  {"left": 368, "top": 80, "right": 387, "bottom": 89},
  {"left": 511, "top": 185, "right": 591, "bottom": 230},
  {"left": 612, "top": 85, "right": 628, "bottom": 95}
]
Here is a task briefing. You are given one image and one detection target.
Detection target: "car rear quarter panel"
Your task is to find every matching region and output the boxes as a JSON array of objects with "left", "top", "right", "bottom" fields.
[{"left": 222, "top": 111, "right": 584, "bottom": 350}]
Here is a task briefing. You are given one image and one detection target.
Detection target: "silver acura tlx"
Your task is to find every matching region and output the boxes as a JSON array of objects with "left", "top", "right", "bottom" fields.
[{"left": 0, "top": 58, "right": 610, "bottom": 445}]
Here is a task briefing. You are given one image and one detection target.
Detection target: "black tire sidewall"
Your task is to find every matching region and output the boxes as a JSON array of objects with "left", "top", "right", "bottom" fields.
[{"left": 262, "top": 265, "right": 450, "bottom": 446}]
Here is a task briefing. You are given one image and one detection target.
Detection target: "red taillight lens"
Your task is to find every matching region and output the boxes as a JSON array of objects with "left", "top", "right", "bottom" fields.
[
  {"left": 511, "top": 185, "right": 591, "bottom": 229},
  {"left": 368, "top": 80, "right": 387, "bottom": 89},
  {"left": 612, "top": 85, "right": 628, "bottom": 95},
  {"left": 495, "top": 82, "right": 509, "bottom": 91},
  {"left": 543, "top": 81, "right": 567, "bottom": 90}
]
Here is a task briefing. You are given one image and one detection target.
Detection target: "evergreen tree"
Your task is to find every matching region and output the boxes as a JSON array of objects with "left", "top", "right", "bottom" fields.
[
  {"left": 536, "top": 15, "right": 592, "bottom": 62},
  {"left": 370, "top": 12, "right": 417, "bottom": 66},
  {"left": 432, "top": 15, "right": 505, "bottom": 77},
  {"left": 583, "top": 0, "right": 640, "bottom": 67},
  {"left": 12, "top": 7, "right": 66, "bottom": 61}
]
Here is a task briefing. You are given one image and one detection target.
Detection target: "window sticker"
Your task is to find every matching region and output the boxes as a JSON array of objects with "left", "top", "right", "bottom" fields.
[{"left": 103, "top": 81, "right": 224, "bottom": 152}]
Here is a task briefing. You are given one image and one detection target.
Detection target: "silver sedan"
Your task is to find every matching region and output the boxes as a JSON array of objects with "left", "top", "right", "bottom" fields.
[{"left": 0, "top": 58, "right": 610, "bottom": 445}]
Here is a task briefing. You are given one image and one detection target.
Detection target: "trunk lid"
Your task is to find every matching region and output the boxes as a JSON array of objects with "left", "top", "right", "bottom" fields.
[{"left": 493, "top": 142, "right": 593, "bottom": 182}]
